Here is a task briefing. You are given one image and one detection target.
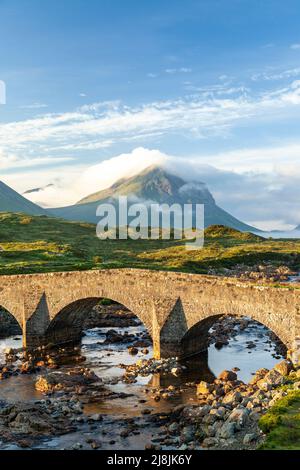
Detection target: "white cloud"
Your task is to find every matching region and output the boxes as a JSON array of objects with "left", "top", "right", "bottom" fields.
[
  {"left": 4, "top": 144, "right": 300, "bottom": 231},
  {"left": 290, "top": 44, "right": 300, "bottom": 50}
]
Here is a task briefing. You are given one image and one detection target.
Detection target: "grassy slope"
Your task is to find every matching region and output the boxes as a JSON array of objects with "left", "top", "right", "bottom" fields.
[
  {"left": 1, "top": 212, "right": 300, "bottom": 275},
  {"left": 259, "top": 390, "right": 300, "bottom": 450}
]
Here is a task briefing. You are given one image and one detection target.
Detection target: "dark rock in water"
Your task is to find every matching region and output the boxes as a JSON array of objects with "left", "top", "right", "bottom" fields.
[
  {"left": 215, "top": 340, "right": 229, "bottom": 349},
  {"left": 35, "top": 368, "right": 100, "bottom": 393},
  {"left": 218, "top": 370, "right": 237, "bottom": 382},
  {"left": 103, "top": 330, "right": 124, "bottom": 344},
  {"left": 128, "top": 347, "right": 139, "bottom": 356}
]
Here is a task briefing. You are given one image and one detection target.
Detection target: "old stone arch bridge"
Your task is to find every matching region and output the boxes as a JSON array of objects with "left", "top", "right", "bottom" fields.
[{"left": 0, "top": 269, "right": 299, "bottom": 362}]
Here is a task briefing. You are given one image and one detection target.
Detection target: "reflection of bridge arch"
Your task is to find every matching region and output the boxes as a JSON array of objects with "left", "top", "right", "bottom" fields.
[{"left": 0, "top": 269, "right": 298, "bottom": 361}]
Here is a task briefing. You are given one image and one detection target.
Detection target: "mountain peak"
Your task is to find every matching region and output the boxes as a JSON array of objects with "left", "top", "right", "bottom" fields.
[
  {"left": 77, "top": 164, "right": 214, "bottom": 206},
  {"left": 48, "top": 165, "right": 258, "bottom": 232}
]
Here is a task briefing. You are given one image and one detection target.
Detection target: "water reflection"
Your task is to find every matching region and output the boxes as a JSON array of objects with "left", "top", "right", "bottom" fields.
[{"left": 0, "top": 319, "right": 284, "bottom": 413}]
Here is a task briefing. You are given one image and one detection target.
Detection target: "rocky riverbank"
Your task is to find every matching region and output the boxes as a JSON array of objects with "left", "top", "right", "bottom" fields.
[
  {"left": 120, "top": 359, "right": 299, "bottom": 450},
  {"left": 170, "top": 360, "right": 299, "bottom": 450},
  {"left": 208, "top": 263, "right": 296, "bottom": 282}
]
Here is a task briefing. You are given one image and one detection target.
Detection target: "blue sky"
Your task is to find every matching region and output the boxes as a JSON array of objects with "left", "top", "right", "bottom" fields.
[{"left": 1, "top": 0, "right": 300, "bottom": 229}]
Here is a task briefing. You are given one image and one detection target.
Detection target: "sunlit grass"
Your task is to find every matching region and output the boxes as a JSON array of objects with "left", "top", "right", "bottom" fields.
[{"left": 1, "top": 212, "right": 300, "bottom": 276}]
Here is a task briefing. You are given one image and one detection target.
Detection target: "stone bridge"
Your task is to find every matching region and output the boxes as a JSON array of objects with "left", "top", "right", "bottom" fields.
[{"left": 0, "top": 269, "right": 299, "bottom": 362}]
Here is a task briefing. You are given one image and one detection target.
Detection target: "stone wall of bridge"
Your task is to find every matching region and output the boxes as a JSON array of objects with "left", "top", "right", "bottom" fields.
[{"left": 0, "top": 269, "right": 299, "bottom": 362}]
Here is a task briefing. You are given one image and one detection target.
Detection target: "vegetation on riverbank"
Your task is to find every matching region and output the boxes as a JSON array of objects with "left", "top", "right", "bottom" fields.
[
  {"left": 1, "top": 212, "right": 300, "bottom": 275},
  {"left": 259, "top": 389, "right": 300, "bottom": 450}
]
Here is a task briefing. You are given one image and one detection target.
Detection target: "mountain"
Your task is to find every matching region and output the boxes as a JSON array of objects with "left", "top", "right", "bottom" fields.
[
  {"left": 49, "top": 166, "right": 258, "bottom": 232},
  {"left": 0, "top": 180, "right": 46, "bottom": 216}
]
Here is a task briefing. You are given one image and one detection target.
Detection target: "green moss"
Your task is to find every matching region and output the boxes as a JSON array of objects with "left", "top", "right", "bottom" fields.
[
  {"left": 259, "top": 390, "right": 300, "bottom": 450},
  {"left": 98, "top": 298, "right": 115, "bottom": 306}
]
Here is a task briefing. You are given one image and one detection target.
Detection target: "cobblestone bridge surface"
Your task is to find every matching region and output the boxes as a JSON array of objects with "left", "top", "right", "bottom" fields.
[{"left": 0, "top": 269, "right": 299, "bottom": 361}]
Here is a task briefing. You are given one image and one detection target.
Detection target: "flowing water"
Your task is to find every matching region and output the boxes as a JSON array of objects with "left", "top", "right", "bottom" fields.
[{"left": 0, "top": 317, "right": 284, "bottom": 449}]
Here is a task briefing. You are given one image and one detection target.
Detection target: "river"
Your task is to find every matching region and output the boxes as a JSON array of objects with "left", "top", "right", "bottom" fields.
[{"left": 0, "top": 316, "right": 284, "bottom": 450}]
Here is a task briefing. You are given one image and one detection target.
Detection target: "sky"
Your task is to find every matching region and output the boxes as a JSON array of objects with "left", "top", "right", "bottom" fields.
[{"left": 1, "top": 0, "right": 300, "bottom": 230}]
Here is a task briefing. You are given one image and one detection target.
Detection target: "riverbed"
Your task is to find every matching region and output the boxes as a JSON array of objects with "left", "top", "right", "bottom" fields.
[{"left": 0, "top": 316, "right": 284, "bottom": 450}]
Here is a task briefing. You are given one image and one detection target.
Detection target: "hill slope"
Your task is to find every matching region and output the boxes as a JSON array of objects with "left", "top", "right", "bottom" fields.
[
  {"left": 1, "top": 213, "right": 295, "bottom": 276},
  {"left": 0, "top": 181, "right": 46, "bottom": 216},
  {"left": 49, "top": 166, "right": 258, "bottom": 232}
]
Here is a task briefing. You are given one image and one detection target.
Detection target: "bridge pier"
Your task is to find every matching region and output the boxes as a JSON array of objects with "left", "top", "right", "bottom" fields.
[
  {"left": 153, "top": 298, "right": 188, "bottom": 359},
  {"left": 24, "top": 293, "right": 50, "bottom": 350}
]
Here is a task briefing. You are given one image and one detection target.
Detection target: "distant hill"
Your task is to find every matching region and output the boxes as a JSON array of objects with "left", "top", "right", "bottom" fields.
[
  {"left": 204, "top": 224, "right": 263, "bottom": 241},
  {"left": 0, "top": 180, "right": 46, "bottom": 216},
  {"left": 49, "top": 166, "right": 259, "bottom": 232}
]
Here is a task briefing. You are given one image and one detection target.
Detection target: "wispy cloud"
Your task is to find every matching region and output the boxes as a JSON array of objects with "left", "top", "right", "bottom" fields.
[
  {"left": 0, "top": 151, "right": 74, "bottom": 171},
  {"left": 19, "top": 102, "right": 48, "bottom": 110},
  {"left": 251, "top": 67, "right": 300, "bottom": 81},
  {"left": 165, "top": 67, "right": 192, "bottom": 74},
  {"left": 1, "top": 79, "right": 300, "bottom": 166},
  {"left": 290, "top": 43, "right": 300, "bottom": 50}
]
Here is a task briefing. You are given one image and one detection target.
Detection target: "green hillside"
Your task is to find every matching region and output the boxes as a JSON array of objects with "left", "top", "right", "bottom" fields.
[{"left": 0, "top": 212, "right": 299, "bottom": 276}]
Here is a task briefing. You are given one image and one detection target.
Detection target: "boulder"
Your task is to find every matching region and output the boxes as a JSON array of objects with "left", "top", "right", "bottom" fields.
[
  {"left": 104, "top": 329, "right": 124, "bottom": 343},
  {"left": 128, "top": 347, "right": 138, "bottom": 356},
  {"left": 249, "top": 368, "right": 269, "bottom": 385},
  {"left": 196, "top": 381, "right": 213, "bottom": 395},
  {"left": 243, "top": 433, "right": 259, "bottom": 445},
  {"left": 180, "top": 425, "right": 195, "bottom": 443},
  {"left": 201, "top": 437, "right": 219, "bottom": 448},
  {"left": 222, "top": 390, "right": 242, "bottom": 405},
  {"left": 264, "top": 369, "right": 285, "bottom": 387},
  {"left": 228, "top": 408, "right": 248, "bottom": 429},
  {"left": 273, "top": 360, "right": 293, "bottom": 376},
  {"left": 218, "top": 370, "right": 237, "bottom": 382},
  {"left": 218, "top": 421, "right": 236, "bottom": 439},
  {"left": 168, "top": 422, "right": 179, "bottom": 434},
  {"left": 35, "top": 369, "right": 100, "bottom": 393}
]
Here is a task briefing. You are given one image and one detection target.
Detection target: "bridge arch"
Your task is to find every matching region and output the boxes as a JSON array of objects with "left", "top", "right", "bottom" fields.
[
  {"left": 0, "top": 304, "right": 22, "bottom": 338},
  {"left": 44, "top": 296, "right": 152, "bottom": 346},
  {"left": 180, "top": 314, "right": 287, "bottom": 358}
]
